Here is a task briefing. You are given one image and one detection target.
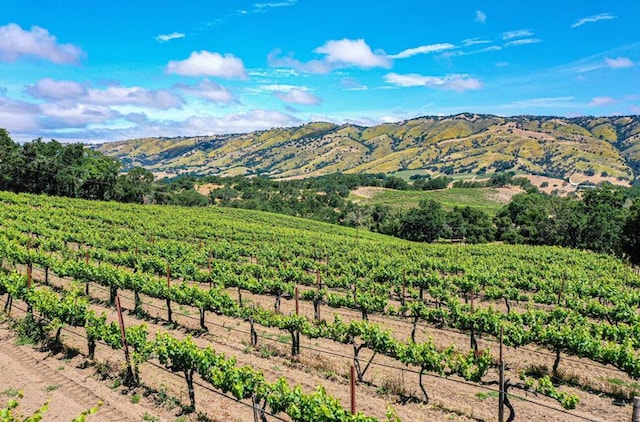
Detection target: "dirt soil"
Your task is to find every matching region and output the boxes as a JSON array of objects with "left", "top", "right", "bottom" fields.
[{"left": 0, "top": 262, "right": 634, "bottom": 422}]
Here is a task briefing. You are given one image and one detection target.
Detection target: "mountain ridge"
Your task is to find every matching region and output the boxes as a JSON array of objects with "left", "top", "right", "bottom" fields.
[{"left": 94, "top": 113, "right": 640, "bottom": 181}]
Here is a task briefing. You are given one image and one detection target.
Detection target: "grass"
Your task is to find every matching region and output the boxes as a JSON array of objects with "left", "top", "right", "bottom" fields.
[
  {"left": 350, "top": 187, "right": 510, "bottom": 215},
  {"left": 131, "top": 393, "right": 141, "bottom": 404},
  {"left": 475, "top": 391, "right": 499, "bottom": 400},
  {"left": 1, "top": 389, "right": 20, "bottom": 397}
]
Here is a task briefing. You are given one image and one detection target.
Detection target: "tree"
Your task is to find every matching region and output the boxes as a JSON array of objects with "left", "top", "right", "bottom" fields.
[
  {"left": 623, "top": 199, "right": 640, "bottom": 264},
  {"left": 170, "top": 189, "right": 210, "bottom": 207},
  {"left": 494, "top": 193, "right": 550, "bottom": 243},
  {"left": 114, "top": 167, "right": 154, "bottom": 203},
  {"left": 396, "top": 199, "right": 446, "bottom": 242},
  {"left": 580, "top": 186, "right": 627, "bottom": 256}
]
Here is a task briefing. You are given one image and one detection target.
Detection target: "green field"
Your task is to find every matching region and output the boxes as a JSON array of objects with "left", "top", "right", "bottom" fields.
[{"left": 349, "top": 186, "right": 513, "bottom": 215}]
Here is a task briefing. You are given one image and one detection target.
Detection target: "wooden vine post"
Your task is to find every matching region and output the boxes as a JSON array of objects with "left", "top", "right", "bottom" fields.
[
  {"left": 292, "top": 286, "right": 300, "bottom": 356},
  {"left": 470, "top": 291, "right": 478, "bottom": 352},
  {"left": 115, "top": 295, "right": 135, "bottom": 384},
  {"left": 26, "top": 263, "right": 33, "bottom": 314},
  {"left": 350, "top": 365, "right": 356, "bottom": 415},
  {"left": 498, "top": 326, "right": 505, "bottom": 422},
  {"left": 401, "top": 269, "right": 406, "bottom": 307},
  {"left": 208, "top": 255, "right": 212, "bottom": 289},
  {"left": 632, "top": 396, "right": 640, "bottom": 422},
  {"left": 84, "top": 250, "right": 90, "bottom": 295},
  {"left": 313, "top": 271, "right": 322, "bottom": 321},
  {"left": 166, "top": 263, "right": 173, "bottom": 323}
]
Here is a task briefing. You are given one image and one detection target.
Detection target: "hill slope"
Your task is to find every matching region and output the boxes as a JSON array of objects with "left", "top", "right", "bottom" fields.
[{"left": 95, "top": 114, "right": 640, "bottom": 181}]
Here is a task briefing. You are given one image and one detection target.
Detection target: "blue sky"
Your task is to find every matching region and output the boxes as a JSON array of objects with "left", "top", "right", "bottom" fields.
[{"left": 0, "top": 0, "right": 638, "bottom": 142}]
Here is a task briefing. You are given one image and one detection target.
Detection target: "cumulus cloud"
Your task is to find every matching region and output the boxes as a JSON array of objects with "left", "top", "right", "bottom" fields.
[
  {"left": 474, "top": 10, "right": 486, "bottom": 24},
  {"left": 86, "top": 86, "right": 184, "bottom": 109},
  {"left": 502, "top": 29, "right": 534, "bottom": 40},
  {"left": 504, "top": 38, "right": 542, "bottom": 47},
  {"left": 274, "top": 88, "right": 321, "bottom": 105},
  {"left": 315, "top": 39, "right": 391, "bottom": 68},
  {"left": 156, "top": 32, "right": 185, "bottom": 42},
  {"left": 384, "top": 73, "right": 483, "bottom": 92},
  {"left": 167, "top": 51, "right": 247, "bottom": 79},
  {"left": 390, "top": 43, "right": 455, "bottom": 59},
  {"left": 571, "top": 13, "right": 616, "bottom": 28},
  {"left": 605, "top": 56, "right": 633, "bottom": 69},
  {"left": 0, "top": 23, "right": 84, "bottom": 64},
  {"left": 589, "top": 96, "right": 616, "bottom": 106},
  {"left": 26, "top": 78, "right": 184, "bottom": 109},
  {"left": 175, "top": 80, "right": 236, "bottom": 103},
  {"left": 39, "top": 103, "right": 121, "bottom": 126},
  {"left": 0, "top": 95, "right": 41, "bottom": 131},
  {"left": 269, "top": 39, "right": 391, "bottom": 73},
  {"left": 268, "top": 50, "right": 331, "bottom": 73},
  {"left": 25, "top": 78, "right": 87, "bottom": 100}
]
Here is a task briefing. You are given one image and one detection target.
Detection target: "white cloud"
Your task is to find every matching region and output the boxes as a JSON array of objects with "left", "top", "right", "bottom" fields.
[
  {"left": 156, "top": 32, "right": 185, "bottom": 42},
  {"left": 274, "top": 88, "right": 321, "bottom": 105},
  {"left": 175, "top": 80, "right": 236, "bottom": 103},
  {"left": 179, "top": 109, "right": 301, "bottom": 134},
  {"left": 589, "top": 96, "right": 616, "bottom": 106},
  {"left": 571, "top": 13, "right": 616, "bottom": 28},
  {"left": 474, "top": 10, "right": 486, "bottom": 24},
  {"left": 167, "top": 51, "right": 247, "bottom": 79},
  {"left": 268, "top": 50, "right": 331, "bottom": 73},
  {"left": 505, "top": 38, "right": 542, "bottom": 47},
  {"left": 179, "top": 83, "right": 231, "bottom": 103},
  {"left": 26, "top": 78, "right": 184, "bottom": 109},
  {"left": 502, "top": 29, "right": 534, "bottom": 40},
  {"left": 605, "top": 56, "right": 633, "bottom": 69},
  {"left": 86, "top": 86, "right": 184, "bottom": 109},
  {"left": 384, "top": 73, "right": 483, "bottom": 92},
  {"left": 340, "top": 77, "right": 367, "bottom": 91},
  {"left": 269, "top": 39, "right": 390, "bottom": 73},
  {"left": 0, "top": 95, "right": 40, "bottom": 131},
  {"left": 314, "top": 39, "right": 391, "bottom": 68},
  {"left": 257, "top": 84, "right": 302, "bottom": 92},
  {"left": 39, "top": 103, "right": 120, "bottom": 126},
  {"left": 575, "top": 56, "right": 635, "bottom": 73},
  {"left": 0, "top": 23, "right": 84, "bottom": 64},
  {"left": 462, "top": 38, "right": 491, "bottom": 47},
  {"left": 25, "top": 78, "right": 87, "bottom": 100},
  {"left": 441, "top": 45, "right": 501, "bottom": 58},
  {"left": 254, "top": 0, "right": 296, "bottom": 9},
  {"left": 390, "top": 43, "right": 455, "bottom": 59}
]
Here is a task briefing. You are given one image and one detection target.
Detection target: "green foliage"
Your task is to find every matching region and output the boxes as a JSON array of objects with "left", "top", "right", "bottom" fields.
[
  {"left": 0, "top": 392, "right": 48, "bottom": 422},
  {"left": 623, "top": 198, "right": 640, "bottom": 264},
  {"left": 0, "top": 133, "right": 121, "bottom": 200}
]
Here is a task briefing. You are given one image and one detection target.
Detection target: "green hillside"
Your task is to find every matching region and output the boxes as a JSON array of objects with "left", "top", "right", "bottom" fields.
[
  {"left": 95, "top": 114, "right": 640, "bottom": 182},
  {"left": 349, "top": 186, "right": 516, "bottom": 215}
]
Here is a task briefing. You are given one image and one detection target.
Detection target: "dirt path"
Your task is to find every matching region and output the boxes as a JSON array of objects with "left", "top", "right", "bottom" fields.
[{"left": 0, "top": 323, "right": 167, "bottom": 421}]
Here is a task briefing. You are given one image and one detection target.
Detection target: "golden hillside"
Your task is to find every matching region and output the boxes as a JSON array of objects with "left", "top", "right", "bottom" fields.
[{"left": 95, "top": 114, "right": 640, "bottom": 181}]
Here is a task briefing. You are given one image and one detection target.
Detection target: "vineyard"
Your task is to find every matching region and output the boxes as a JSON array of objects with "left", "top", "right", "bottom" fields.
[{"left": 1, "top": 190, "right": 640, "bottom": 421}]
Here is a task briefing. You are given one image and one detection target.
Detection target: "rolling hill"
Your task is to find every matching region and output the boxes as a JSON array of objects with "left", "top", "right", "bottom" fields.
[{"left": 95, "top": 113, "right": 640, "bottom": 182}]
